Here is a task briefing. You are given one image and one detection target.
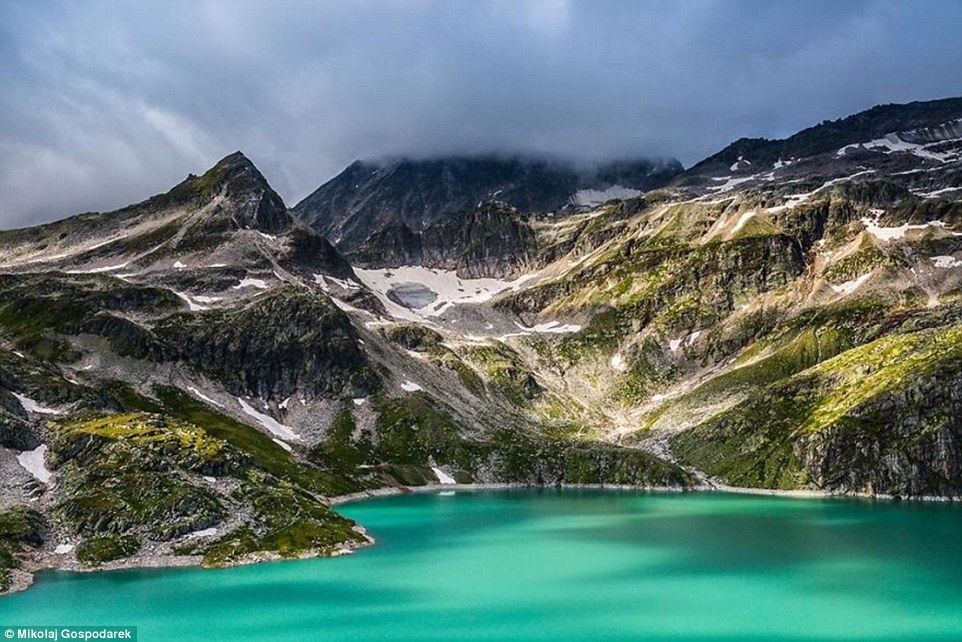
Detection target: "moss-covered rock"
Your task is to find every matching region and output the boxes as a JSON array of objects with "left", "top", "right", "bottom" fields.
[
  {"left": 75, "top": 535, "right": 140, "bottom": 565},
  {"left": 181, "top": 472, "right": 361, "bottom": 567},
  {"left": 45, "top": 403, "right": 371, "bottom": 568},
  {"left": 155, "top": 386, "right": 364, "bottom": 496},
  {"left": 463, "top": 343, "right": 543, "bottom": 404},
  {"left": 672, "top": 325, "right": 962, "bottom": 495},
  {"left": 383, "top": 324, "right": 444, "bottom": 352},
  {"left": 0, "top": 506, "right": 45, "bottom": 592},
  {"left": 369, "top": 394, "right": 481, "bottom": 472},
  {"left": 50, "top": 414, "right": 230, "bottom": 549}
]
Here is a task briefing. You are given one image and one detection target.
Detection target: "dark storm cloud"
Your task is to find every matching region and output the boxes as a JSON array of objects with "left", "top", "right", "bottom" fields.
[{"left": 1, "top": 0, "right": 961, "bottom": 228}]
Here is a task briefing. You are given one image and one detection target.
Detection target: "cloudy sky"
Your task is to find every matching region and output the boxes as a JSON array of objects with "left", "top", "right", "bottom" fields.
[{"left": 1, "top": 0, "right": 961, "bottom": 228}]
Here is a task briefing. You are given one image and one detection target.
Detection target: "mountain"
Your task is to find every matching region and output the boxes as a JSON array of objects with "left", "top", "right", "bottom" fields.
[
  {"left": 291, "top": 155, "right": 683, "bottom": 276},
  {"left": 2, "top": 96, "right": 962, "bottom": 594},
  {"left": 676, "top": 97, "right": 962, "bottom": 197},
  {"left": 498, "top": 96, "right": 962, "bottom": 494},
  {"left": 0, "top": 151, "right": 689, "bottom": 593}
]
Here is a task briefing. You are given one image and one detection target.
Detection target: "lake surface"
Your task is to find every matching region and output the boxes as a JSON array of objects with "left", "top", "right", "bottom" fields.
[{"left": 3, "top": 489, "right": 962, "bottom": 641}]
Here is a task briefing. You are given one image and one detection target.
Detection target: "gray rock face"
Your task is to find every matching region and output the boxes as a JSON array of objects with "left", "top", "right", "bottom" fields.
[
  {"left": 350, "top": 201, "right": 538, "bottom": 278},
  {"left": 798, "top": 368, "right": 962, "bottom": 497},
  {"left": 155, "top": 288, "right": 379, "bottom": 400},
  {"left": 0, "top": 389, "right": 38, "bottom": 451},
  {"left": 900, "top": 118, "right": 962, "bottom": 145},
  {"left": 292, "top": 155, "right": 682, "bottom": 276},
  {"left": 164, "top": 151, "right": 292, "bottom": 234}
]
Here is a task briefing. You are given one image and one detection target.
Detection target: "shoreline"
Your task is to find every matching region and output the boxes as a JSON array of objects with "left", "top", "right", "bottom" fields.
[
  {"left": 8, "top": 530, "right": 372, "bottom": 597},
  {"left": 6, "top": 481, "right": 958, "bottom": 597},
  {"left": 329, "top": 481, "right": 962, "bottom": 505},
  {"left": 709, "top": 483, "right": 961, "bottom": 502}
]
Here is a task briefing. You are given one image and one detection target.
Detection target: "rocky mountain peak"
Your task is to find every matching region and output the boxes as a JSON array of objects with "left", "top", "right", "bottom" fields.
[
  {"left": 290, "top": 153, "right": 682, "bottom": 276},
  {"left": 0, "top": 150, "right": 352, "bottom": 283},
  {"left": 163, "top": 151, "right": 291, "bottom": 234},
  {"left": 685, "top": 97, "right": 962, "bottom": 177},
  {"left": 674, "top": 97, "right": 962, "bottom": 200}
]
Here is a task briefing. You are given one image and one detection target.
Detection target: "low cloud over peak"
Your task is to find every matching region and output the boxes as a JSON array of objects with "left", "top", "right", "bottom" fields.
[{"left": 1, "top": 0, "right": 961, "bottom": 228}]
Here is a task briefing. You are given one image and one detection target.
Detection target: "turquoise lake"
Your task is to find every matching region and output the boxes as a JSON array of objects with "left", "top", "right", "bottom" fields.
[{"left": 3, "top": 489, "right": 962, "bottom": 641}]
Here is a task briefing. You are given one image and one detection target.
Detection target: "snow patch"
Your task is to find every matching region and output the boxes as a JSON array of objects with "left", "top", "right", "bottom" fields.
[
  {"left": 232, "top": 278, "right": 269, "bottom": 290},
  {"left": 610, "top": 353, "right": 627, "bottom": 372},
  {"left": 707, "top": 176, "right": 754, "bottom": 193},
  {"left": 861, "top": 214, "right": 951, "bottom": 241},
  {"left": 353, "top": 398, "right": 367, "bottom": 406},
  {"left": 917, "top": 186, "right": 962, "bottom": 198},
  {"left": 353, "top": 266, "right": 534, "bottom": 321},
  {"left": 400, "top": 380, "right": 423, "bottom": 392},
  {"left": 766, "top": 192, "right": 813, "bottom": 213},
  {"left": 731, "top": 211, "right": 756, "bottom": 234},
  {"left": 838, "top": 131, "right": 962, "bottom": 162},
  {"left": 17, "top": 444, "right": 51, "bottom": 484},
  {"left": 932, "top": 256, "right": 962, "bottom": 269},
  {"left": 187, "top": 386, "right": 223, "bottom": 408},
  {"left": 272, "top": 438, "right": 293, "bottom": 452},
  {"left": 186, "top": 527, "right": 219, "bottom": 539},
  {"left": 670, "top": 331, "right": 701, "bottom": 352},
  {"left": 173, "top": 261, "right": 186, "bottom": 270},
  {"left": 314, "top": 274, "right": 362, "bottom": 292},
  {"left": 821, "top": 170, "right": 876, "bottom": 189},
  {"left": 237, "top": 398, "right": 300, "bottom": 441},
  {"left": 533, "top": 321, "right": 580, "bottom": 333},
  {"left": 836, "top": 143, "right": 861, "bottom": 157},
  {"left": 849, "top": 133, "right": 956, "bottom": 162},
  {"left": 831, "top": 273, "right": 872, "bottom": 295},
  {"left": 431, "top": 466, "right": 456, "bottom": 484},
  {"left": 729, "top": 156, "right": 751, "bottom": 172},
  {"left": 174, "top": 292, "right": 208, "bottom": 312},
  {"left": 54, "top": 543, "right": 74, "bottom": 555},
  {"left": 329, "top": 297, "right": 363, "bottom": 314},
  {"left": 88, "top": 234, "right": 129, "bottom": 250},
  {"left": 498, "top": 320, "right": 582, "bottom": 340},
  {"left": 766, "top": 171, "right": 877, "bottom": 213},
  {"left": 12, "top": 392, "right": 60, "bottom": 415},
  {"left": 513, "top": 321, "right": 582, "bottom": 335},
  {"left": 65, "top": 262, "right": 129, "bottom": 275}
]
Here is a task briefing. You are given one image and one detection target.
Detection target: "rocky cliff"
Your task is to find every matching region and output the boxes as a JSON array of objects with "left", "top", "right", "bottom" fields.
[{"left": 292, "top": 155, "right": 682, "bottom": 276}]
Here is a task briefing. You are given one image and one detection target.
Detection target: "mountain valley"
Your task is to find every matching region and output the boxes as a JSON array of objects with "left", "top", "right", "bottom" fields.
[{"left": 1, "top": 97, "right": 962, "bottom": 593}]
